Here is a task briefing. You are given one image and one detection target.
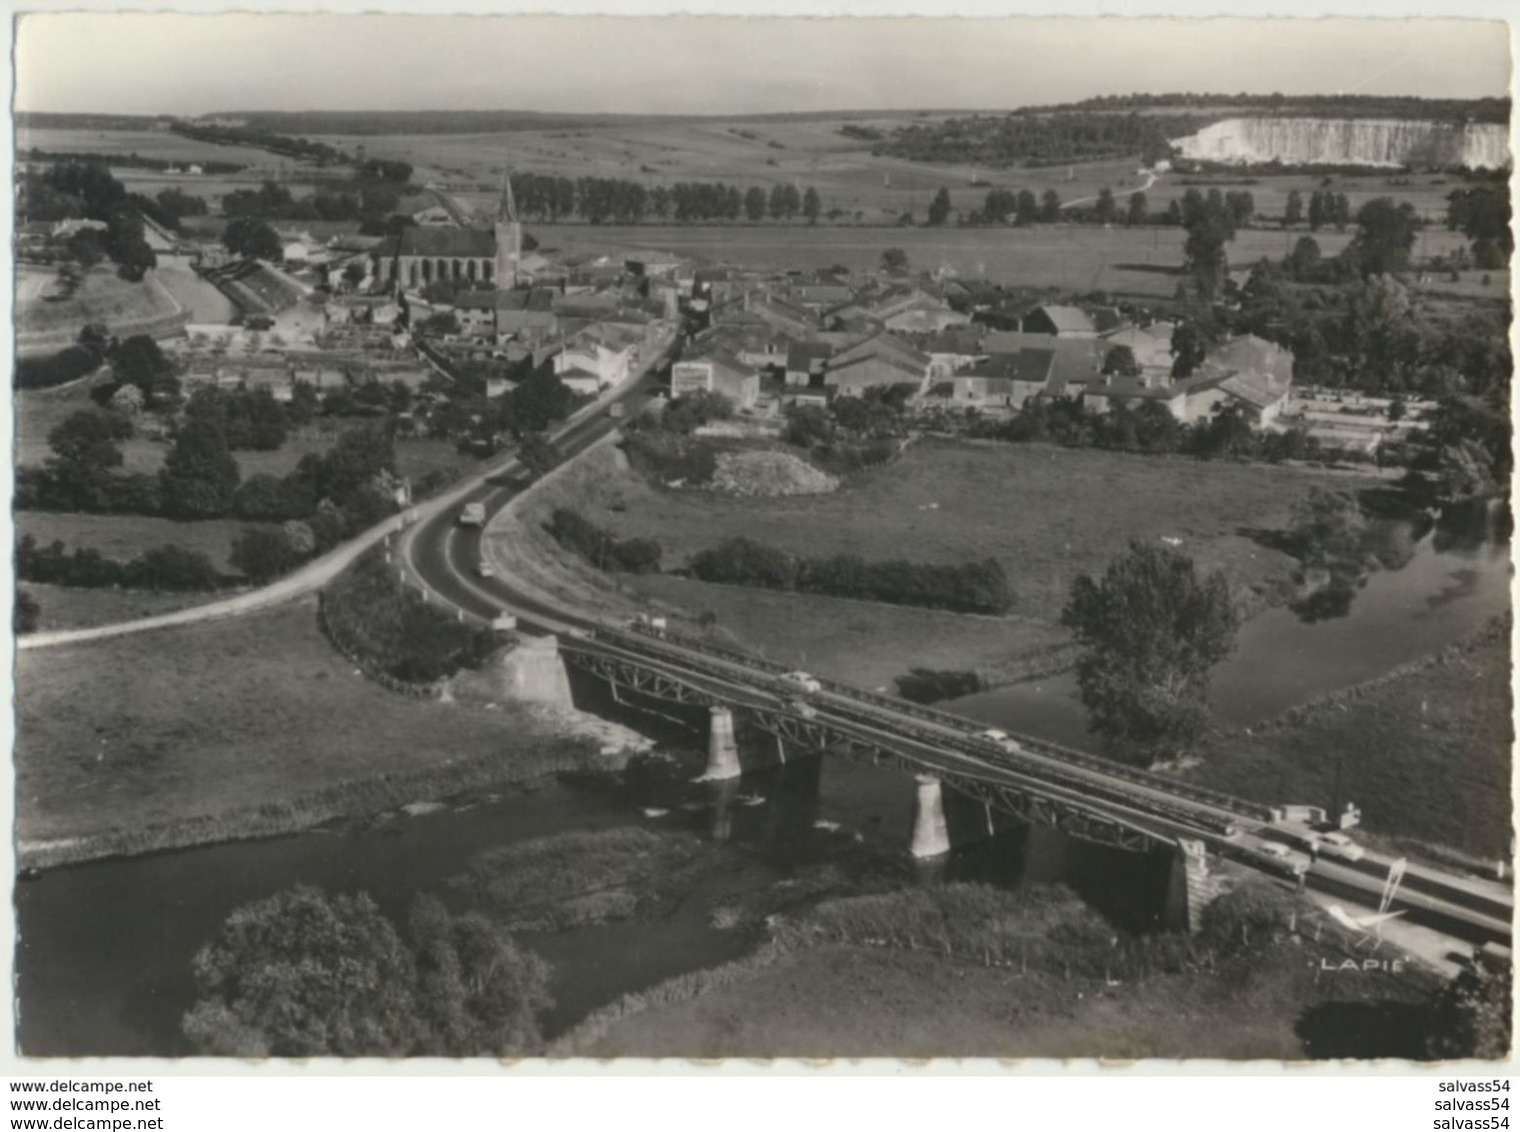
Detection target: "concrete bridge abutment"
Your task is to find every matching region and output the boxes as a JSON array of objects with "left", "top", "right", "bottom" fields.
[
  {"left": 703, "top": 706, "right": 743, "bottom": 781},
  {"left": 910, "top": 775, "right": 952, "bottom": 860},
  {"left": 1164, "top": 838, "right": 1218, "bottom": 934},
  {"left": 497, "top": 634, "right": 574, "bottom": 706}
]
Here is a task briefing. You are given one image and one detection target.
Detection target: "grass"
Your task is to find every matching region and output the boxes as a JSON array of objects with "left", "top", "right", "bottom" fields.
[
  {"left": 630, "top": 574, "right": 1071, "bottom": 691},
  {"left": 13, "top": 599, "right": 600, "bottom": 851},
  {"left": 1195, "top": 620, "right": 1513, "bottom": 860},
  {"left": 526, "top": 222, "right": 1463, "bottom": 298},
  {"left": 15, "top": 512, "right": 269, "bottom": 574},
  {"left": 569, "top": 881, "right": 1440, "bottom": 1059},
  {"left": 341, "top": 117, "right": 1469, "bottom": 229},
  {"left": 598, "top": 437, "right": 1376, "bottom": 624},
  {"left": 17, "top": 266, "right": 185, "bottom": 355},
  {"left": 19, "top": 581, "right": 207, "bottom": 632}
]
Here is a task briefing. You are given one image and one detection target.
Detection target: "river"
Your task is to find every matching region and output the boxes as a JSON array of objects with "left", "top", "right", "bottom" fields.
[
  {"left": 14, "top": 506, "right": 1509, "bottom": 1057},
  {"left": 950, "top": 507, "right": 1511, "bottom": 748}
]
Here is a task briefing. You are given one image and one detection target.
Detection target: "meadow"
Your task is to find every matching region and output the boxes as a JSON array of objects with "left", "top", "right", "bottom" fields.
[
  {"left": 524, "top": 221, "right": 1467, "bottom": 297},
  {"left": 1199, "top": 621, "right": 1513, "bottom": 861},
  {"left": 330, "top": 116, "right": 1469, "bottom": 228},
  {"left": 13, "top": 599, "right": 598, "bottom": 852},
  {"left": 17, "top": 266, "right": 186, "bottom": 355}
]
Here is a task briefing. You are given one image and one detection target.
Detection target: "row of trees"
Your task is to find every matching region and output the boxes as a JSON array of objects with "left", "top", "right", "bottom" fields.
[
  {"left": 220, "top": 178, "right": 407, "bottom": 231},
  {"left": 17, "top": 535, "right": 222, "bottom": 592},
  {"left": 689, "top": 536, "right": 1013, "bottom": 615},
  {"left": 876, "top": 110, "right": 1187, "bottom": 167},
  {"left": 506, "top": 171, "right": 824, "bottom": 225},
  {"left": 169, "top": 120, "right": 347, "bottom": 165}
]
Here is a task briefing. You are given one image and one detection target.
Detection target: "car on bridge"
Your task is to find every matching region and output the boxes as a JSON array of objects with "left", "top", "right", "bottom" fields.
[
  {"left": 977, "top": 728, "right": 1023, "bottom": 754},
  {"left": 1258, "top": 841, "right": 1311, "bottom": 877},
  {"left": 1315, "top": 831, "right": 1366, "bottom": 862},
  {"left": 787, "top": 699, "right": 818, "bottom": 719},
  {"left": 778, "top": 671, "right": 823, "bottom": 695}
]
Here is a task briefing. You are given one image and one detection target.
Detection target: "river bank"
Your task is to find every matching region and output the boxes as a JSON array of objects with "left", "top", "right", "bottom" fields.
[{"left": 13, "top": 597, "right": 650, "bottom": 871}]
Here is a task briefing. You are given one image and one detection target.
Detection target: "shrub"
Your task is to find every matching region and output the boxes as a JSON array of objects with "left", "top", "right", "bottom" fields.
[
  {"left": 894, "top": 667, "right": 985, "bottom": 704},
  {"left": 322, "top": 546, "right": 498, "bottom": 683},
  {"left": 546, "top": 508, "right": 662, "bottom": 574},
  {"left": 14, "top": 346, "right": 101, "bottom": 391}
]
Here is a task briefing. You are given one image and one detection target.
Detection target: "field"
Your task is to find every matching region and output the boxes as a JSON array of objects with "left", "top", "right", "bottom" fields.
[
  {"left": 331, "top": 117, "right": 1471, "bottom": 229},
  {"left": 19, "top": 581, "right": 207, "bottom": 632},
  {"left": 17, "top": 265, "right": 186, "bottom": 356},
  {"left": 19, "top": 126, "right": 288, "bottom": 169},
  {"left": 13, "top": 600, "right": 596, "bottom": 847},
  {"left": 524, "top": 221, "right": 1467, "bottom": 297},
  {"left": 596, "top": 436, "right": 1374, "bottom": 618},
  {"left": 578, "top": 938, "right": 1429, "bottom": 1059},
  {"left": 630, "top": 575, "right": 1071, "bottom": 691},
  {"left": 1198, "top": 625, "right": 1513, "bottom": 860}
]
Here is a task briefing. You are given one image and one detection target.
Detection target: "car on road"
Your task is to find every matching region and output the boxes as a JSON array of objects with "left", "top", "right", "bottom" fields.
[
  {"left": 1317, "top": 831, "right": 1366, "bottom": 862},
  {"left": 476, "top": 560, "right": 494, "bottom": 578},
  {"left": 608, "top": 403, "right": 627, "bottom": 420},
  {"left": 457, "top": 502, "right": 486, "bottom": 527},
  {"left": 778, "top": 671, "right": 822, "bottom": 695},
  {"left": 977, "top": 728, "right": 1022, "bottom": 754},
  {"left": 1258, "top": 841, "right": 1312, "bottom": 875}
]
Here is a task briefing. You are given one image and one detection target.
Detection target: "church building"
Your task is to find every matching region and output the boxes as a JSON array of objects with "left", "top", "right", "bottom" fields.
[{"left": 371, "top": 176, "right": 522, "bottom": 291}]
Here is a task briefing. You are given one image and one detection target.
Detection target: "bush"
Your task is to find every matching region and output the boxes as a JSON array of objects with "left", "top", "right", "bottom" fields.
[
  {"left": 690, "top": 537, "right": 1012, "bottom": 614},
  {"left": 322, "top": 546, "right": 498, "bottom": 683},
  {"left": 16, "top": 535, "right": 221, "bottom": 592},
  {"left": 14, "top": 346, "right": 102, "bottom": 391},
  {"left": 545, "top": 508, "right": 662, "bottom": 574},
  {"left": 230, "top": 526, "right": 305, "bottom": 583},
  {"left": 894, "top": 667, "right": 985, "bottom": 704}
]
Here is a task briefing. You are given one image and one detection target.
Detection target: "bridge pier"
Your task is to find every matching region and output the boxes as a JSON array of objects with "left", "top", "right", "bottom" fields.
[
  {"left": 496, "top": 635, "right": 573, "bottom": 706},
  {"left": 1165, "top": 838, "right": 1216, "bottom": 934},
  {"left": 702, "top": 706, "right": 742, "bottom": 781},
  {"left": 910, "top": 775, "right": 951, "bottom": 860},
  {"left": 708, "top": 777, "right": 741, "bottom": 843}
]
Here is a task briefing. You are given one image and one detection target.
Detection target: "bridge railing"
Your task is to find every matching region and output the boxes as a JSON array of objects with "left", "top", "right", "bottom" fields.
[{"left": 584, "top": 623, "right": 1275, "bottom": 825}]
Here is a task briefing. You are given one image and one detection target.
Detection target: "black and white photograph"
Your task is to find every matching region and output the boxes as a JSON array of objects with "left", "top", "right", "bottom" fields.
[{"left": 7, "top": 11, "right": 1514, "bottom": 1068}]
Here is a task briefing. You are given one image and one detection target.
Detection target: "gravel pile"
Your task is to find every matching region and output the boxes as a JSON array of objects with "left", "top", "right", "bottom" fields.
[{"left": 707, "top": 449, "right": 840, "bottom": 497}]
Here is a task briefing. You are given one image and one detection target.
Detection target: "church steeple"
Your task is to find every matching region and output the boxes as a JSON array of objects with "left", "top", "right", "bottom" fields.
[{"left": 494, "top": 167, "right": 521, "bottom": 289}]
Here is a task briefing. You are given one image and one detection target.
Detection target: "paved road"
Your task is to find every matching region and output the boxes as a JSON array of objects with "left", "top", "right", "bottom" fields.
[{"left": 19, "top": 339, "right": 674, "bottom": 651}]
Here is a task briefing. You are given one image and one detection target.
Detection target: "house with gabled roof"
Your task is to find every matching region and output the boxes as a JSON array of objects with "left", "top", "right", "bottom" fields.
[
  {"left": 1022, "top": 303, "right": 1098, "bottom": 337},
  {"left": 670, "top": 346, "right": 761, "bottom": 410}
]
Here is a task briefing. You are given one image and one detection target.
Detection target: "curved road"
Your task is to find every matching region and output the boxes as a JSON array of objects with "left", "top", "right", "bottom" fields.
[{"left": 401, "top": 383, "right": 1512, "bottom": 953}]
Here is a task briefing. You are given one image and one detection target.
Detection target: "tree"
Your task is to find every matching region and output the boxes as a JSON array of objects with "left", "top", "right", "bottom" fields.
[
  {"left": 66, "top": 228, "right": 104, "bottom": 269},
  {"left": 1126, "top": 191, "right": 1147, "bottom": 226},
  {"left": 1169, "top": 319, "right": 1213, "bottom": 378},
  {"left": 1015, "top": 189, "right": 1040, "bottom": 226},
  {"left": 1347, "top": 197, "right": 1418, "bottom": 277},
  {"left": 801, "top": 185, "right": 821, "bottom": 225},
  {"left": 341, "top": 260, "right": 367, "bottom": 288},
  {"left": 1040, "top": 189, "right": 1061, "bottom": 223},
  {"left": 408, "top": 896, "right": 553, "bottom": 1057},
  {"left": 1102, "top": 344, "right": 1141, "bottom": 378},
  {"left": 45, "top": 409, "right": 127, "bottom": 509},
  {"left": 767, "top": 184, "right": 787, "bottom": 221},
  {"left": 1283, "top": 189, "right": 1304, "bottom": 228},
  {"left": 1307, "top": 190, "right": 1327, "bottom": 232},
  {"left": 1061, "top": 541, "right": 1239, "bottom": 765},
  {"left": 1286, "top": 235, "right": 1322, "bottom": 279},
  {"left": 743, "top": 186, "right": 766, "bottom": 222},
  {"left": 927, "top": 187, "right": 952, "bottom": 227},
  {"left": 222, "top": 215, "right": 283, "bottom": 261},
  {"left": 112, "top": 334, "right": 181, "bottom": 407},
  {"left": 1425, "top": 958, "right": 1512, "bottom": 1060},
  {"left": 1093, "top": 187, "right": 1116, "bottom": 226},
  {"left": 517, "top": 432, "right": 560, "bottom": 479},
  {"left": 14, "top": 589, "right": 40, "bottom": 635},
  {"left": 181, "top": 886, "right": 420, "bottom": 1058},
  {"left": 159, "top": 416, "right": 240, "bottom": 520},
  {"left": 230, "top": 526, "right": 303, "bottom": 582},
  {"left": 880, "top": 246, "right": 910, "bottom": 273}
]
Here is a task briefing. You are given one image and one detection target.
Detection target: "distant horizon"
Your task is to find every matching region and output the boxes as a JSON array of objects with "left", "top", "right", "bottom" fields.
[
  {"left": 19, "top": 89, "right": 1513, "bottom": 123},
  {"left": 16, "top": 16, "right": 1510, "bottom": 118}
]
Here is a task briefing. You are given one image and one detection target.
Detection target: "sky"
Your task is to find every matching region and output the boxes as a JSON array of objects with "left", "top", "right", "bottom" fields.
[{"left": 13, "top": 14, "right": 1513, "bottom": 118}]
